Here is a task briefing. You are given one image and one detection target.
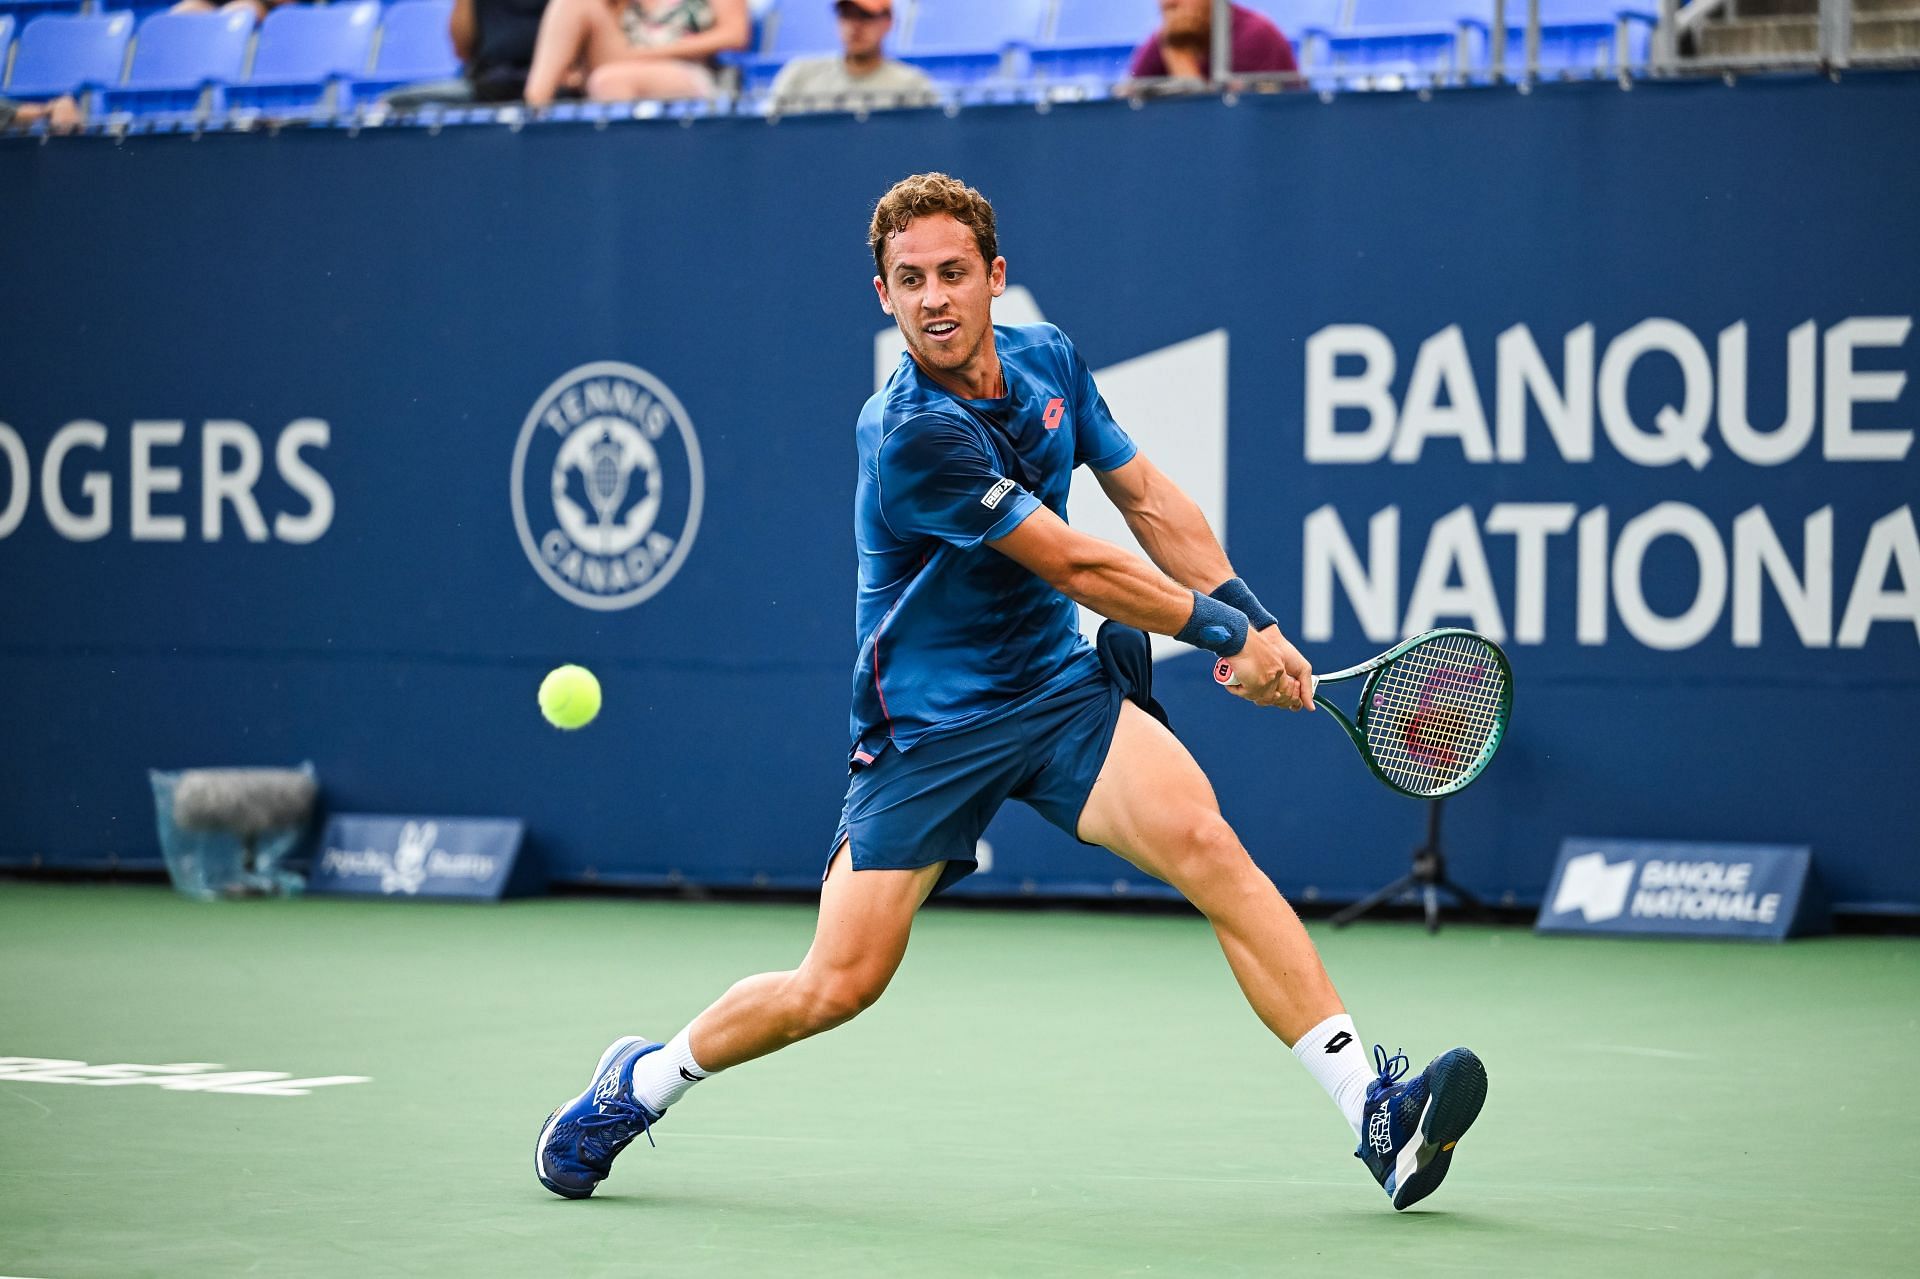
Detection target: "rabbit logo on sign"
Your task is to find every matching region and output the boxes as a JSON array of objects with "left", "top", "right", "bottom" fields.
[
  {"left": 380, "top": 821, "right": 437, "bottom": 896},
  {"left": 511, "top": 362, "right": 706, "bottom": 611}
]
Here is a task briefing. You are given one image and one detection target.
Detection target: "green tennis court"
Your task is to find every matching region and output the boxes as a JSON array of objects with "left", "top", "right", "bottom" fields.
[{"left": 3, "top": 881, "right": 1914, "bottom": 1276}]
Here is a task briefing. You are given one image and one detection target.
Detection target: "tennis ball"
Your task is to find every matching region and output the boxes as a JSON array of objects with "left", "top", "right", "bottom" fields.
[{"left": 538, "top": 664, "right": 601, "bottom": 730}]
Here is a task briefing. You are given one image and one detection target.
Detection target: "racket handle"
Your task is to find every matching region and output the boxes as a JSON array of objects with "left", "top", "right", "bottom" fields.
[{"left": 1212, "top": 658, "right": 1319, "bottom": 696}]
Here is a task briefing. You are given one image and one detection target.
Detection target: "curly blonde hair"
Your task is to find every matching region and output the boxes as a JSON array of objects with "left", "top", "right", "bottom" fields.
[{"left": 868, "top": 172, "right": 999, "bottom": 275}]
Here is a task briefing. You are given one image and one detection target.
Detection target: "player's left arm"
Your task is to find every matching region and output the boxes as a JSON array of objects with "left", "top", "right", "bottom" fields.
[{"left": 1092, "top": 453, "right": 1234, "bottom": 598}]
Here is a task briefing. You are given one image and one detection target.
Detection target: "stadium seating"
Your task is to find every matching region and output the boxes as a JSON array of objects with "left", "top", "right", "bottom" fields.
[
  {"left": 1244, "top": 0, "right": 1344, "bottom": 67},
  {"left": 899, "top": 0, "right": 1048, "bottom": 83},
  {"left": 100, "top": 8, "right": 253, "bottom": 121},
  {"left": 0, "top": 0, "right": 82, "bottom": 29},
  {"left": 1323, "top": 0, "right": 1482, "bottom": 86},
  {"left": 1026, "top": 0, "right": 1158, "bottom": 82},
  {"left": 1467, "top": 1, "right": 1658, "bottom": 75},
  {"left": 345, "top": 0, "right": 459, "bottom": 106},
  {"left": 0, "top": 16, "right": 14, "bottom": 78},
  {"left": 4, "top": 10, "right": 133, "bottom": 109},
  {"left": 226, "top": 1, "right": 379, "bottom": 119}
]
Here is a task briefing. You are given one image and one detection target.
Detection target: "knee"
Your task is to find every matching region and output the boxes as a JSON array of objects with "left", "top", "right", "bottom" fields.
[
  {"left": 584, "top": 63, "right": 630, "bottom": 100},
  {"left": 1166, "top": 817, "right": 1264, "bottom": 907},
  {"left": 787, "top": 968, "right": 887, "bottom": 1036}
]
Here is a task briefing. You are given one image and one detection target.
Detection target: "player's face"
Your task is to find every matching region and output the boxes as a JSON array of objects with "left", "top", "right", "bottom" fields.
[{"left": 874, "top": 214, "right": 1007, "bottom": 386}]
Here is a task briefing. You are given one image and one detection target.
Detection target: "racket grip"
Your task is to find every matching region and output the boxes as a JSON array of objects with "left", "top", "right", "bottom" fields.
[{"left": 1213, "top": 660, "right": 1320, "bottom": 696}]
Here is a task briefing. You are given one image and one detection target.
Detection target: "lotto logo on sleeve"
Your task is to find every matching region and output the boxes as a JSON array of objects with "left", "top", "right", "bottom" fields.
[{"left": 512, "top": 362, "right": 705, "bottom": 611}]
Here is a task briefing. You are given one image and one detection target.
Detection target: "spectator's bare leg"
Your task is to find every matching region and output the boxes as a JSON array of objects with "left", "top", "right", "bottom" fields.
[
  {"left": 524, "top": 0, "right": 632, "bottom": 107},
  {"left": 10, "top": 95, "right": 84, "bottom": 133},
  {"left": 585, "top": 59, "right": 713, "bottom": 102}
]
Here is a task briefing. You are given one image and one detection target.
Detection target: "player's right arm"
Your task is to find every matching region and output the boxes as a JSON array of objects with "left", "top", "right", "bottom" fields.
[
  {"left": 876, "top": 412, "right": 1302, "bottom": 708},
  {"left": 991, "top": 506, "right": 1304, "bottom": 709}
]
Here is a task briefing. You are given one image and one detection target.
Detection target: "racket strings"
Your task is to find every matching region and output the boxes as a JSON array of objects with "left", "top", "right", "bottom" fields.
[{"left": 1361, "top": 634, "right": 1507, "bottom": 796}]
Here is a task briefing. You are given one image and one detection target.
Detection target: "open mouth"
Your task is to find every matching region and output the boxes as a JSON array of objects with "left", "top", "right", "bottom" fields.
[{"left": 923, "top": 320, "right": 959, "bottom": 341}]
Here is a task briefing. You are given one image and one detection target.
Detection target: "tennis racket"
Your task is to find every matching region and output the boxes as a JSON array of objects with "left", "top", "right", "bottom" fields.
[{"left": 1214, "top": 628, "right": 1512, "bottom": 798}]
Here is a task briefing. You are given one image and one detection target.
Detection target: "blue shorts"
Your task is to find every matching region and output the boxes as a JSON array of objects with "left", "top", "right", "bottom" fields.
[{"left": 827, "top": 624, "right": 1167, "bottom": 897}]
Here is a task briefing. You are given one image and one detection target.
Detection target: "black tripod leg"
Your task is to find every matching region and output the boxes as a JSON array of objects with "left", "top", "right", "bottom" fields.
[{"left": 1331, "top": 872, "right": 1419, "bottom": 928}]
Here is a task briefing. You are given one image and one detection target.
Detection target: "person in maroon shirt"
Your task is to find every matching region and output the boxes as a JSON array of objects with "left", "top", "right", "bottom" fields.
[{"left": 1128, "top": 0, "right": 1298, "bottom": 79}]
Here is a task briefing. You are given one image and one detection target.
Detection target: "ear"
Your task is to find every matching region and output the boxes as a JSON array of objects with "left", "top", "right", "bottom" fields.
[
  {"left": 873, "top": 274, "right": 894, "bottom": 317},
  {"left": 988, "top": 255, "right": 1007, "bottom": 298}
]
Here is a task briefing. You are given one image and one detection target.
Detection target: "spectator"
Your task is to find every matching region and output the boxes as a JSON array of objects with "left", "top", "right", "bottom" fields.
[
  {"left": 171, "top": 0, "right": 285, "bottom": 21},
  {"left": 1128, "top": 0, "right": 1297, "bottom": 82},
  {"left": 385, "top": 0, "right": 550, "bottom": 107},
  {"left": 0, "top": 95, "right": 84, "bottom": 133},
  {"left": 524, "top": 0, "right": 750, "bottom": 107},
  {"left": 768, "top": 1, "right": 934, "bottom": 113}
]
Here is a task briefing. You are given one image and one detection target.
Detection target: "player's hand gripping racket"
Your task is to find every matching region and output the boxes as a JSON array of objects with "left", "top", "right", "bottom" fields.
[{"left": 1215, "top": 628, "right": 1512, "bottom": 798}]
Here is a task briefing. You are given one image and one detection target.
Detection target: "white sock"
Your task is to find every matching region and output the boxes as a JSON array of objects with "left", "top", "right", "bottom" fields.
[
  {"left": 1292, "top": 1012, "right": 1372, "bottom": 1138},
  {"left": 629, "top": 1026, "right": 712, "bottom": 1115}
]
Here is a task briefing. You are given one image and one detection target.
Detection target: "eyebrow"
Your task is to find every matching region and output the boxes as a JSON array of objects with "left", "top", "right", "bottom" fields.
[{"left": 892, "top": 257, "right": 970, "bottom": 279}]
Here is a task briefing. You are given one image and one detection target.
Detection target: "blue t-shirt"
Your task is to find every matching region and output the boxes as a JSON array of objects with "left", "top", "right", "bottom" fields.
[{"left": 849, "top": 322, "right": 1137, "bottom": 761}]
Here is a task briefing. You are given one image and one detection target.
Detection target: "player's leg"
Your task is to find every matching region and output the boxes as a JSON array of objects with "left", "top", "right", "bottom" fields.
[
  {"left": 678, "top": 844, "right": 942, "bottom": 1070},
  {"left": 1076, "top": 699, "right": 1487, "bottom": 1210},
  {"left": 1076, "top": 700, "right": 1344, "bottom": 1046},
  {"left": 535, "top": 846, "right": 941, "bottom": 1199}
]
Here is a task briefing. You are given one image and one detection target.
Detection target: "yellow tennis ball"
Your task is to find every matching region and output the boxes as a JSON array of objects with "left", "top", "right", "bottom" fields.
[{"left": 538, "top": 664, "right": 601, "bottom": 730}]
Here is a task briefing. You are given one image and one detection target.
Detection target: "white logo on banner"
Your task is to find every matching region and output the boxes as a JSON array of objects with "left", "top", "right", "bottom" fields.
[
  {"left": 875, "top": 287, "right": 1229, "bottom": 662},
  {"left": 1550, "top": 851, "right": 1636, "bottom": 923},
  {"left": 0, "top": 1056, "right": 368, "bottom": 1097},
  {"left": 317, "top": 821, "right": 498, "bottom": 894},
  {"left": 1300, "top": 317, "right": 1918, "bottom": 651},
  {"left": 511, "top": 362, "right": 705, "bottom": 611}
]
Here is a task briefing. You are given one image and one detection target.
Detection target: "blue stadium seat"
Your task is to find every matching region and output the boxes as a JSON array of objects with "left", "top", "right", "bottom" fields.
[
  {"left": 0, "top": 0, "right": 83, "bottom": 27},
  {"left": 0, "top": 16, "right": 14, "bottom": 75},
  {"left": 901, "top": 0, "right": 1048, "bottom": 84},
  {"left": 1325, "top": 0, "right": 1482, "bottom": 86},
  {"left": 346, "top": 0, "right": 459, "bottom": 106},
  {"left": 101, "top": 9, "right": 253, "bottom": 120},
  {"left": 5, "top": 10, "right": 133, "bottom": 110},
  {"left": 1028, "top": 0, "right": 1158, "bottom": 83},
  {"left": 1467, "top": 1, "right": 1658, "bottom": 75},
  {"left": 227, "top": 1, "right": 378, "bottom": 118},
  {"left": 1242, "top": 0, "right": 1343, "bottom": 66}
]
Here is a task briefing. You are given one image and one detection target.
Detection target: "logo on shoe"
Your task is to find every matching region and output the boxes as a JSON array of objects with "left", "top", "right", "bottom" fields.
[
  {"left": 512, "top": 362, "right": 705, "bottom": 612},
  {"left": 1368, "top": 1107, "right": 1394, "bottom": 1154},
  {"left": 593, "top": 1069, "right": 621, "bottom": 1106}
]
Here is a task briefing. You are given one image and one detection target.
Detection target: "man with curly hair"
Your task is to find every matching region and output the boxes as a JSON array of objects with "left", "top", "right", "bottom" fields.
[{"left": 535, "top": 172, "right": 1486, "bottom": 1213}]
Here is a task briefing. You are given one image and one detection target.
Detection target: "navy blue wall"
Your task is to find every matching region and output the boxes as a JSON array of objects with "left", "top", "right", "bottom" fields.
[{"left": 2, "top": 75, "right": 1916, "bottom": 909}]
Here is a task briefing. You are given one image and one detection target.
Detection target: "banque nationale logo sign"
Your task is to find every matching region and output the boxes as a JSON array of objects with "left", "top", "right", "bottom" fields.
[{"left": 512, "top": 361, "right": 705, "bottom": 611}]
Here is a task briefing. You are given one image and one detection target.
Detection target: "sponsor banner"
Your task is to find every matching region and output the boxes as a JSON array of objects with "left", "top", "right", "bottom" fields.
[
  {"left": 1, "top": 76, "right": 1917, "bottom": 910},
  {"left": 1536, "top": 838, "right": 1828, "bottom": 941},
  {"left": 310, "top": 815, "right": 538, "bottom": 900}
]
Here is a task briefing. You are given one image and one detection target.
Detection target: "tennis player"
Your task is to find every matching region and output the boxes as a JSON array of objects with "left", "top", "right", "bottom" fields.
[{"left": 537, "top": 172, "right": 1486, "bottom": 1211}]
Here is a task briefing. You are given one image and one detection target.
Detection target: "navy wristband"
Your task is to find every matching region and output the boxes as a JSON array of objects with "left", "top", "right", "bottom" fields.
[
  {"left": 1175, "top": 590, "right": 1249, "bottom": 656},
  {"left": 1210, "top": 577, "right": 1277, "bottom": 633}
]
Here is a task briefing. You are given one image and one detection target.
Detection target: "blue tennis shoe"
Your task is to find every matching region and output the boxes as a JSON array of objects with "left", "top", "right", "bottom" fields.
[
  {"left": 535, "top": 1035, "right": 663, "bottom": 1199},
  {"left": 1355, "top": 1044, "right": 1487, "bottom": 1210}
]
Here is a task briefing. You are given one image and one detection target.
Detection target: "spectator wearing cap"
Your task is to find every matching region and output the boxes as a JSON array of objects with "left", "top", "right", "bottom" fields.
[
  {"left": 1128, "top": 0, "right": 1297, "bottom": 81},
  {"left": 525, "top": 0, "right": 751, "bottom": 107},
  {"left": 768, "top": 0, "right": 934, "bottom": 113}
]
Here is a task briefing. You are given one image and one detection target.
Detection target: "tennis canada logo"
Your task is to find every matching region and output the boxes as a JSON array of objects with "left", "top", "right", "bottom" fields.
[{"left": 512, "top": 361, "right": 705, "bottom": 611}]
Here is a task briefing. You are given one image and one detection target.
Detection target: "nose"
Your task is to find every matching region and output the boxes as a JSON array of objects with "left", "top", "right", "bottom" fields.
[{"left": 920, "top": 277, "right": 948, "bottom": 313}]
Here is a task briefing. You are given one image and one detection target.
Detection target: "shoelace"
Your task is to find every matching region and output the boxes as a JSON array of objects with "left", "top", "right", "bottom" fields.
[
  {"left": 574, "top": 1097, "right": 656, "bottom": 1167},
  {"left": 1372, "top": 1044, "right": 1410, "bottom": 1086}
]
